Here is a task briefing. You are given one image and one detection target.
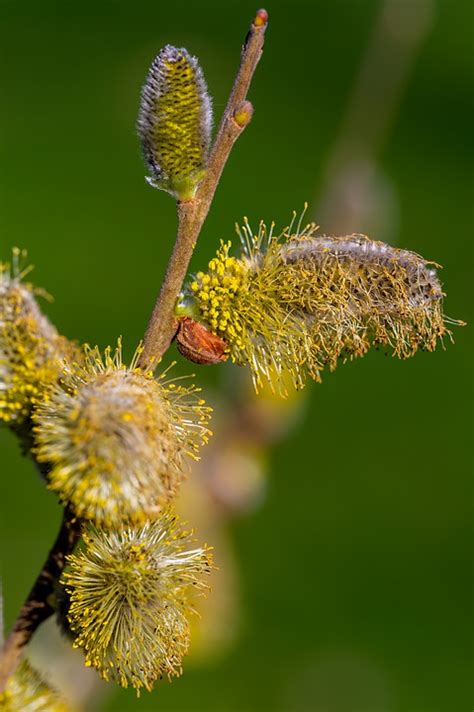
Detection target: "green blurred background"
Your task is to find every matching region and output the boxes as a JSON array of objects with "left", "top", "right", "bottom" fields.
[{"left": 0, "top": 1, "right": 472, "bottom": 710}]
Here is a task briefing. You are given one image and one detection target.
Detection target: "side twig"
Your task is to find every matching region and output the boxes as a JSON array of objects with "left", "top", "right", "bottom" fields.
[
  {"left": 138, "top": 9, "right": 268, "bottom": 368},
  {"left": 0, "top": 508, "right": 81, "bottom": 692}
]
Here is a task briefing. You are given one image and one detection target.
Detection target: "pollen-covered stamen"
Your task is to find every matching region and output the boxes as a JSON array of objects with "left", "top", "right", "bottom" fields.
[
  {"left": 33, "top": 342, "right": 212, "bottom": 527},
  {"left": 186, "top": 241, "right": 249, "bottom": 350},
  {"left": 61, "top": 512, "right": 212, "bottom": 693},
  {"left": 137, "top": 45, "right": 213, "bottom": 200}
]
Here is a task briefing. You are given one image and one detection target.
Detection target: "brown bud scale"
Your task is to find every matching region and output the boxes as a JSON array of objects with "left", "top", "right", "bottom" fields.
[{"left": 176, "top": 317, "right": 229, "bottom": 365}]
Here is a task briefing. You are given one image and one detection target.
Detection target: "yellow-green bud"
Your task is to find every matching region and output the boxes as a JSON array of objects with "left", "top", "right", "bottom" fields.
[
  {"left": 137, "top": 45, "right": 213, "bottom": 201},
  {"left": 61, "top": 512, "right": 213, "bottom": 693},
  {"left": 233, "top": 100, "right": 254, "bottom": 128}
]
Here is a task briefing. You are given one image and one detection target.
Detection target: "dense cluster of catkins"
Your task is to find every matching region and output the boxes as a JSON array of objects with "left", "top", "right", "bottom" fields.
[
  {"left": 178, "top": 216, "right": 455, "bottom": 392},
  {"left": 0, "top": 253, "right": 213, "bottom": 694},
  {"left": 0, "top": 235, "right": 458, "bottom": 694},
  {"left": 1, "top": 39, "right": 220, "bottom": 700},
  {"left": 1, "top": 19, "right": 461, "bottom": 704}
]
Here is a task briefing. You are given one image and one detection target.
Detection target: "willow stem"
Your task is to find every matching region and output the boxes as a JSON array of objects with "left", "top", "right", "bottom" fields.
[
  {"left": 138, "top": 9, "right": 268, "bottom": 369},
  {"left": 0, "top": 508, "right": 81, "bottom": 692}
]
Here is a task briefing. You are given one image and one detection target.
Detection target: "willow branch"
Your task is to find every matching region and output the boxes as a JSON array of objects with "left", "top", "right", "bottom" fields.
[
  {"left": 0, "top": 508, "right": 81, "bottom": 692},
  {"left": 138, "top": 9, "right": 268, "bottom": 369}
]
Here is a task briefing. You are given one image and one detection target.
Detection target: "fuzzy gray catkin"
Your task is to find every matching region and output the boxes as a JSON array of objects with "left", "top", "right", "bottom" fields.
[
  {"left": 178, "top": 217, "right": 458, "bottom": 392},
  {"left": 137, "top": 45, "right": 213, "bottom": 200}
]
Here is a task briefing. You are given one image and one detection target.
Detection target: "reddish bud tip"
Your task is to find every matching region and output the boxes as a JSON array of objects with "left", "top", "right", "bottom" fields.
[
  {"left": 253, "top": 8, "right": 268, "bottom": 27},
  {"left": 233, "top": 101, "right": 254, "bottom": 128}
]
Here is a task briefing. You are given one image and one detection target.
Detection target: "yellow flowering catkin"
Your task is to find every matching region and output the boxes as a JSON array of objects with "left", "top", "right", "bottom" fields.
[
  {"left": 0, "top": 250, "right": 75, "bottom": 426},
  {"left": 61, "top": 512, "right": 212, "bottom": 694},
  {"left": 137, "top": 45, "right": 212, "bottom": 200},
  {"left": 33, "top": 342, "right": 212, "bottom": 526},
  {"left": 0, "top": 660, "right": 71, "bottom": 712},
  {"left": 179, "top": 214, "right": 459, "bottom": 393}
]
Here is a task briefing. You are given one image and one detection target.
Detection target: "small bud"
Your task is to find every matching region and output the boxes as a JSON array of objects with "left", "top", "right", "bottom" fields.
[
  {"left": 61, "top": 512, "right": 213, "bottom": 693},
  {"left": 176, "top": 316, "right": 229, "bottom": 365},
  {"left": 253, "top": 8, "right": 269, "bottom": 27},
  {"left": 0, "top": 250, "right": 76, "bottom": 426},
  {"left": 137, "top": 45, "right": 213, "bottom": 201},
  {"left": 233, "top": 100, "right": 254, "bottom": 128},
  {"left": 33, "top": 342, "right": 212, "bottom": 526},
  {"left": 0, "top": 660, "right": 70, "bottom": 711},
  {"left": 179, "top": 212, "right": 460, "bottom": 393}
]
